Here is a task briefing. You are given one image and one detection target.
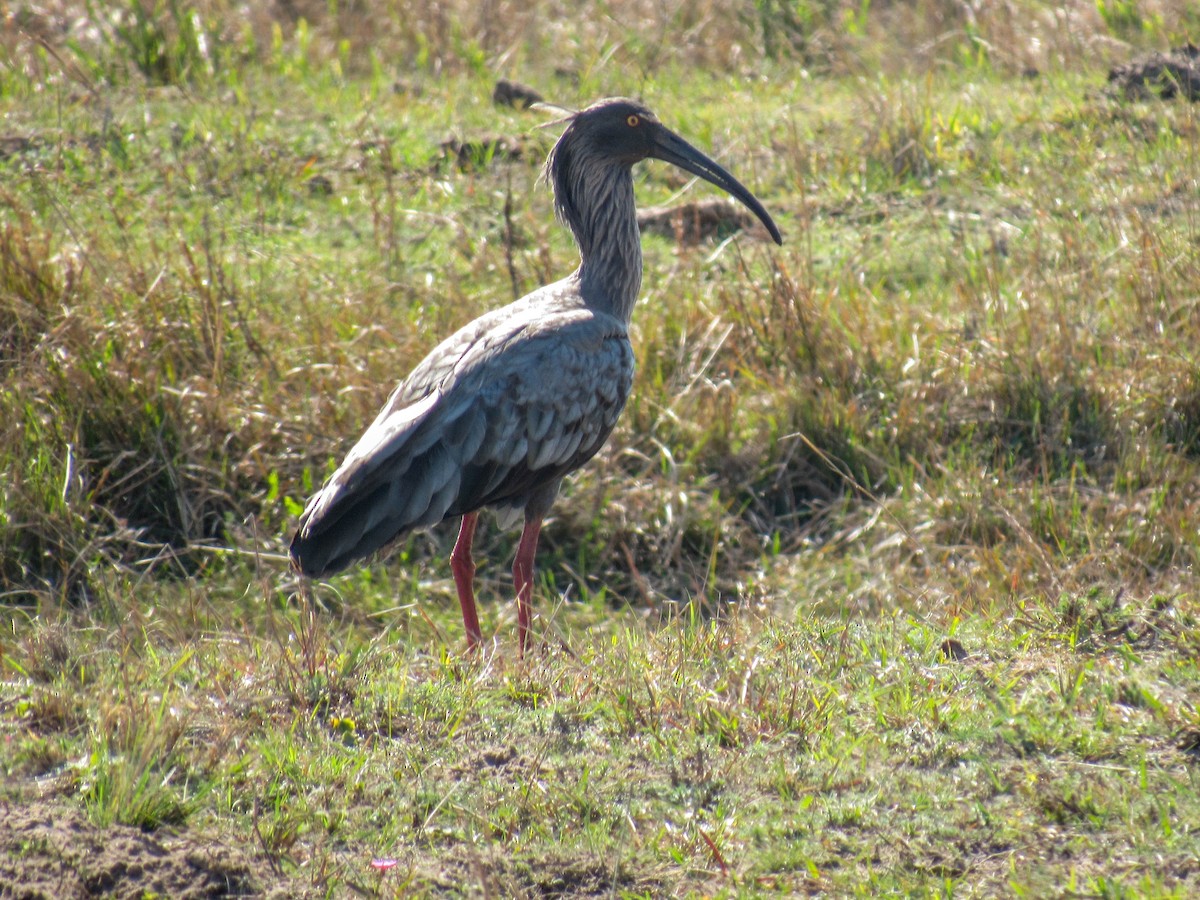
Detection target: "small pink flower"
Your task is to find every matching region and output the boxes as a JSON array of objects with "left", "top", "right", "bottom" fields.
[{"left": 371, "top": 858, "right": 399, "bottom": 871}]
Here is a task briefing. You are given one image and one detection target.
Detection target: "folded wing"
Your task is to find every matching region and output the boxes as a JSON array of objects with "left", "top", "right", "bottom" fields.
[{"left": 289, "top": 308, "right": 634, "bottom": 576}]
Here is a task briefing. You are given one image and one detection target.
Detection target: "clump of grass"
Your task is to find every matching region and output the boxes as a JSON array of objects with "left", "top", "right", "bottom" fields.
[
  {"left": 0, "top": 212, "right": 91, "bottom": 601},
  {"left": 0, "top": 179, "right": 298, "bottom": 602},
  {"left": 1162, "top": 368, "right": 1200, "bottom": 457},
  {"left": 81, "top": 726, "right": 195, "bottom": 831},
  {"left": 976, "top": 356, "right": 1113, "bottom": 477},
  {"left": 77, "top": 0, "right": 225, "bottom": 86}
]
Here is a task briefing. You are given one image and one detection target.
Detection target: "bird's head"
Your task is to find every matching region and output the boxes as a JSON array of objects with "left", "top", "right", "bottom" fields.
[
  {"left": 544, "top": 97, "right": 783, "bottom": 246},
  {"left": 558, "top": 98, "right": 665, "bottom": 166}
]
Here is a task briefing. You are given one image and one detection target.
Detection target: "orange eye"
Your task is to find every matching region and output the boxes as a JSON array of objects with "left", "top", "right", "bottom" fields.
[{"left": 626, "top": 114, "right": 640, "bottom": 127}]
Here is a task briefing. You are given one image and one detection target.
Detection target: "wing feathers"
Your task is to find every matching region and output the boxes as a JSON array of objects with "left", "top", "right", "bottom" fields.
[{"left": 290, "top": 308, "right": 634, "bottom": 576}]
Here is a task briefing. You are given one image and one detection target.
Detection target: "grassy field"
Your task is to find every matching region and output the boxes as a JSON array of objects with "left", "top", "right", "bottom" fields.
[{"left": 3, "top": 1, "right": 1200, "bottom": 896}]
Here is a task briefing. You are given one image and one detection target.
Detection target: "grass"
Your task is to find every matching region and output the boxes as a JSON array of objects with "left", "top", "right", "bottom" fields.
[{"left": 3, "top": 0, "right": 1200, "bottom": 896}]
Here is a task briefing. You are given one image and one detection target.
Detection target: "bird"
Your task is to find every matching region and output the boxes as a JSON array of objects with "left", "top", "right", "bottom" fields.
[{"left": 289, "top": 97, "right": 782, "bottom": 656}]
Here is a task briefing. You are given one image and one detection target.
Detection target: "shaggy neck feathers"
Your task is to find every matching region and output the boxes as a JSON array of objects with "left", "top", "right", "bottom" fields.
[{"left": 546, "top": 126, "right": 643, "bottom": 324}]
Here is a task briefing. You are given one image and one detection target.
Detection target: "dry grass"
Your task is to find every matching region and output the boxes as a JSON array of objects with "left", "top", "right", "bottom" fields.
[{"left": 8, "top": 0, "right": 1200, "bottom": 92}]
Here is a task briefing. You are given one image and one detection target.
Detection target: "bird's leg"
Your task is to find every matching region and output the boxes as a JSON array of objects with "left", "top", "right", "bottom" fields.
[
  {"left": 450, "top": 512, "right": 482, "bottom": 651},
  {"left": 512, "top": 514, "right": 544, "bottom": 657}
]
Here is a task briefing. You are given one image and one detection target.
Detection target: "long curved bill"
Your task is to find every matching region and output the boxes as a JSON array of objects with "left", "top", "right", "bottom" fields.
[{"left": 649, "top": 126, "right": 783, "bottom": 245}]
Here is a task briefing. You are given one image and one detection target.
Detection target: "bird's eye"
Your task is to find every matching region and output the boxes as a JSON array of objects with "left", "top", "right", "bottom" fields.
[{"left": 626, "top": 114, "right": 640, "bottom": 127}]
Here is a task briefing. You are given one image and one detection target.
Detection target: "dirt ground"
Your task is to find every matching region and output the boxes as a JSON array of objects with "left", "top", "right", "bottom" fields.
[
  {"left": 1107, "top": 43, "right": 1200, "bottom": 100},
  {"left": 0, "top": 799, "right": 263, "bottom": 899},
  {"left": 0, "top": 797, "right": 661, "bottom": 898}
]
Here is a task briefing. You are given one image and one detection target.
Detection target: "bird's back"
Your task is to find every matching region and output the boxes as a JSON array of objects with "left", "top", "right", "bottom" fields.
[{"left": 289, "top": 279, "right": 634, "bottom": 577}]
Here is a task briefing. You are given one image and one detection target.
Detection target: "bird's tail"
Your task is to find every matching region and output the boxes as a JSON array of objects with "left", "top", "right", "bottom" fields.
[
  {"left": 288, "top": 485, "right": 387, "bottom": 577},
  {"left": 289, "top": 397, "right": 475, "bottom": 578}
]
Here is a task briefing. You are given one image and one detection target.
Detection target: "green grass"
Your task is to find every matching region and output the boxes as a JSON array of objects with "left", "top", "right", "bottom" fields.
[{"left": 3, "top": 1, "right": 1200, "bottom": 896}]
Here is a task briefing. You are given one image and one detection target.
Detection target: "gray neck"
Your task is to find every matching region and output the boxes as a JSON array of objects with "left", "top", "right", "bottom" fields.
[{"left": 559, "top": 159, "right": 643, "bottom": 324}]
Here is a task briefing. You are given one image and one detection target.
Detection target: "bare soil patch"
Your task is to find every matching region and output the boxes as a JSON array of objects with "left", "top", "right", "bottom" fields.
[
  {"left": 1108, "top": 43, "right": 1200, "bottom": 100},
  {"left": 0, "top": 800, "right": 262, "bottom": 899},
  {"left": 637, "top": 197, "right": 767, "bottom": 244}
]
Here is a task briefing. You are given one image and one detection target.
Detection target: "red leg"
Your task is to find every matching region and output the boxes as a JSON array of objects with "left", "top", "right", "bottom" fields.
[
  {"left": 512, "top": 514, "right": 543, "bottom": 657},
  {"left": 449, "top": 512, "right": 482, "bottom": 651}
]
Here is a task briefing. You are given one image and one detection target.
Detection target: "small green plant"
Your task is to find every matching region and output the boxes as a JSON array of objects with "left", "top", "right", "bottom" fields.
[
  {"left": 1096, "top": 0, "right": 1146, "bottom": 38},
  {"left": 80, "top": 694, "right": 194, "bottom": 830},
  {"left": 79, "top": 0, "right": 222, "bottom": 85}
]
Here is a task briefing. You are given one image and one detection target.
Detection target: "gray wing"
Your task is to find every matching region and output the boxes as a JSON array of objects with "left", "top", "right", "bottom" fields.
[{"left": 289, "top": 304, "right": 634, "bottom": 576}]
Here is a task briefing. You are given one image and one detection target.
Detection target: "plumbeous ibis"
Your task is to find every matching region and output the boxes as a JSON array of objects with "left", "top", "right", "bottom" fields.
[{"left": 289, "top": 97, "right": 782, "bottom": 655}]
